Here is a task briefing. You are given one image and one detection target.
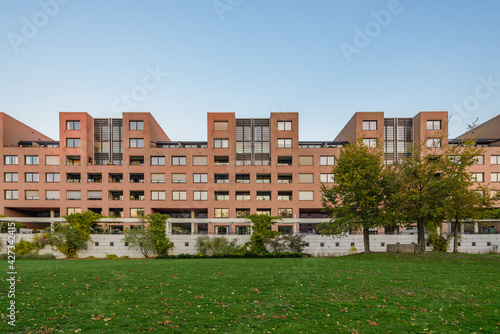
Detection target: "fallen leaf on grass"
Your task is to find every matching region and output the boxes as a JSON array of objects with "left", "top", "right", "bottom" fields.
[{"left": 367, "top": 320, "right": 379, "bottom": 326}]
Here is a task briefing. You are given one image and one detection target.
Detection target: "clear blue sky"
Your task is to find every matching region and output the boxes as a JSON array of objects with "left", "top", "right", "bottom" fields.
[{"left": 1, "top": 0, "right": 499, "bottom": 141}]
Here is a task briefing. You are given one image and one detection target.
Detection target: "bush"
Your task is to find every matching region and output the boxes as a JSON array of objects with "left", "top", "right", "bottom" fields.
[
  {"left": 106, "top": 253, "right": 119, "bottom": 259},
  {"left": 120, "top": 255, "right": 130, "bottom": 259},
  {"left": 155, "top": 252, "right": 310, "bottom": 259},
  {"left": 14, "top": 239, "right": 37, "bottom": 255},
  {"left": 19, "top": 253, "right": 56, "bottom": 260}
]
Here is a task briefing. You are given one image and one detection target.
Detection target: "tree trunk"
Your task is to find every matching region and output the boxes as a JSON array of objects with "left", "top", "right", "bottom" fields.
[
  {"left": 363, "top": 227, "right": 371, "bottom": 254},
  {"left": 453, "top": 222, "right": 458, "bottom": 253},
  {"left": 417, "top": 220, "right": 426, "bottom": 254}
]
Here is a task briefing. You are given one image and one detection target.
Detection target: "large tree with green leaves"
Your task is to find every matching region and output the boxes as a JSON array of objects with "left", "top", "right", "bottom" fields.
[
  {"left": 123, "top": 213, "right": 173, "bottom": 258},
  {"left": 319, "top": 139, "right": 393, "bottom": 253},
  {"left": 247, "top": 214, "right": 281, "bottom": 254},
  {"left": 47, "top": 211, "right": 103, "bottom": 257}
]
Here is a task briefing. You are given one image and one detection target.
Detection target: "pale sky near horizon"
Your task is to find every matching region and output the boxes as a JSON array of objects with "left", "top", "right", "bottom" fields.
[{"left": 1, "top": 0, "right": 499, "bottom": 141}]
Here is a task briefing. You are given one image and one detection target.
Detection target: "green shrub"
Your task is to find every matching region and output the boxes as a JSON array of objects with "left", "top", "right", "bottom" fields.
[
  {"left": 119, "top": 255, "right": 130, "bottom": 259},
  {"left": 428, "top": 232, "right": 452, "bottom": 252},
  {"left": 106, "top": 253, "right": 119, "bottom": 259},
  {"left": 20, "top": 253, "right": 56, "bottom": 260},
  {"left": 14, "top": 239, "right": 37, "bottom": 255}
]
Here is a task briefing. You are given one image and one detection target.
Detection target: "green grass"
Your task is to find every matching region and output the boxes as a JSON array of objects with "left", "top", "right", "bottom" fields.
[{"left": 2, "top": 253, "right": 499, "bottom": 333}]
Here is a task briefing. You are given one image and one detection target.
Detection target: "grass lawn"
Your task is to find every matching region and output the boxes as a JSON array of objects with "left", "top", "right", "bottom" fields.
[{"left": 1, "top": 253, "right": 499, "bottom": 333}]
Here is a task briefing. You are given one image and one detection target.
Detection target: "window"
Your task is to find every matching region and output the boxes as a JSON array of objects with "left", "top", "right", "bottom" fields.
[
  {"left": 66, "top": 120, "right": 80, "bottom": 130},
  {"left": 130, "top": 208, "right": 145, "bottom": 218},
  {"left": 66, "top": 155, "right": 81, "bottom": 165},
  {"left": 193, "top": 173, "right": 208, "bottom": 183},
  {"left": 299, "top": 173, "right": 314, "bottom": 183},
  {"left": 299, "top": 191, "right": 314, "bottom": 201},
  {"left": 214, "top": 121, "right": 229, "bottom": 131},
  {"left": 473, "top": 156, "right": 484, "bottom": 165},
  {"left": 67, "top": 190, "right": 81, "bottom": 200},
  {"left": 491, "top": 155, "right": 500, "bottom": 165},
  {"left": 172, "top": 191, "right": 187, "bottom": 201},
  {"left": 66, "top": 138, "right": 80, "bottom": 148},
  {"left": 151, "top": 191, "right": 166, "bottom": 201},
  {"left": 236, "top": 174, "right": 250, "bottom": 183},
  {"left": 129, "top": 121, "right": 144, "bottom": 131},
  {"left": 25, "top": 173, "right": 39, "bottom": 183},
  {"left": 88, "top": 191, "right": 102, "bottom": 200},
  {"left": 214, "top": 208, "right": 229, "bottom": 218},
  {"left": 320, "top": 156, "right": 335, "bottom": 165},
  {"left": 320, "top": 173, "right": 335, "bottom": 183},
  {"left": 363, "top": 138, "right": 377, "bottom": 148},
  {"left": 5, "top": 190, "right": 18, "bottom": 200},
  {"left": 426, "top": 138, "right": 441, "bottom": 148},
  {"left": 278, "top": 191, "right": 292, "bottom": 201},
  {"left": 426, "top": 120, "right": 441, "bottom": 130},
  {"left": 5, "top": 173, "right": 18, "bottom": 182},
  {"left": 4, "top": 155, "right": 18, "bottom": 165},
  {"left": 215, "top": 191, "right": 230, "bottom": 201},
  {"left": 172, "top": 156, "right": 186, "bottom": 166},
  {"left": 278, "top": 208, "right": 293, "bottom": 218},
  {"left": 214, "top": 139, "right": 229, "bottom": 148},
  {"left": 194, "top": 191, "right": 208, "bottom": 201},
  {"left": 25, "top": 155, "right": 39, "bottom": 165},
  {"left": 256, "top": 174, "right": 271, "bottom": 183},
  {"left": 151, "top": 173, "right": 166, "bottom": 183},
  {"left": 278, "top": 121, "right": 292, "bottom": 131},
  {"left": 130, "top": 173, "right": 144, "bottom": 183},
  {"left": 46, "top": 173, "right": 60, "bottom": 183},
  {"left": 67, "top": 208, "right": 82, "bottom": 215},
  {"left": 277, "top": 138, "right": 292, "bottom": 148},
  {"left": 150, "top": 156, "right": 165, "bottom": 165},
  {"left": 362, "top": 120, "right": 377, "bottom": 130},
  {"left": 129, "top": 138, "right": 144, "bottom": 148},
  {"left": 299, "top": 156, "right": 314, "bottom": 166},
  {"left": 215, "top": 174, "right": 229, "bottom": 183},
  {"left": 492, "top": 173, "right": 500, "bottom": 183},
  {"left": 193, "top": 156, "right": 208, "bottom": 166},
  {"left": 236, "top": 209, "right": 250, "bottom": 218},
  {"left": 45, "top": 155, "right": 60, "bottom": 165},
  {"left": 471, "top": 173, "right": 484, "bottom": 183},
  {"left": 25, "top": 190, "right": 39, "bottom": 200},
  {"left": 277, "top": 156, "right": 292, "bottom": 166},
  {"left": 278, "top": 174, "right": 292, "bottom": 183},
  {"left": 171, "top": 173, "right": 186, "bottom": 183},
  {"left": 46, "top": 190, "right": 60, "bottom": 200},
  {"left": 130, "top": 156, "right": 144, "bottom": 166},
  {"left": 236, "top": 191, "right": 250, "bottom": 201},
  {"left": 256, "top": 209, "right": 271, "bottom": 216},
  {"left": 214, "top": 156, "right": 229, "bottom": 165},
  {"left": 256, "top": 191, "right": 271, "bottom": 201}
]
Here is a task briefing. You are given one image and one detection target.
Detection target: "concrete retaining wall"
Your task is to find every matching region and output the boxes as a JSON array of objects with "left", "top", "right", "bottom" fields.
[{"left": 1, "top": 233, "right": 498, "bottom": 258}]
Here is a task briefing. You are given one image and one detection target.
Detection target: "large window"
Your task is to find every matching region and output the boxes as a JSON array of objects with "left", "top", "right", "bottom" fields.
[
  {"left": 256, "top": 191, "right": 271, "bottom": 201},
  {"left": 278, "top": 208, "right": 293, "bottom": 218},
  {"left": 151, "top": 173, "right": 166, "bottom": 183},
  {"left": 25, "top": 173, "right": 39, "bottom": 183},
  {"left": 363, "top": 138, "right": 377, "bottom": 148},
  {"left": 172, "top": 191, "right": 187, "bottom": 201},
  {"left": 299, "top": 173, "right": 314, "bottom": 183},
  {"left": 151, "top": 191, "right": 166, "bottom": 201},
  {"left": 130, "top": 208, "right": 145, "bottom": 218},
  {"left": 320, "top": 156, "right": 335, "bottom": 165},
  {"left": 362, "top": 120, "right": 377, "bottom": 130},
  {"left": 25, "top": 190, "right": 39, "bottom": 200},
  {"left": 299, "top": 156, "right": 314, "bottom": 166},
  {"left": 66, "top": 138, "right": 80, "bottom": 148},
  {"left": 45, "top": 155, "right": 60, "bottom": 165},
  {"left": 299, "top": 191, "right": 314, "bottom": 201},
  {"left": 129, "top": 120, "right": 144, "bottom": 131},
  {"left": 236, "top": 191, "right": 250, "bottom": 201},
  {"left": 46, "top": 190, "right": 60, "bottom": 200},
  {"left": 193, "top": 156, "right": 208, "bottom": 166},
  {"left": 194, "top": 191, "right": 208, "bottom": 201},
  {"left": 492, "top": 173, "right": 500, "bottom": 182},
  {"left": 151, "top": 156, "right": 165, "bottom": 165},
  {"left": 277, "top": 174, "right": 292, "bottom": 183},
  {"left": 67, "top": 190, "right": 81, "bottom": 200},
  {"left": 171, "top": 173, "right": 186, "bottom": 183},
  {"left": 5, "top": 172, "right": 18, "bottom": 182},
  {"left": 5, "top": 190, "right": 18, "bottom": 200},
  {"left": 215, "top": 174, "right": 229, "bottom": 183},
  {"left": 491, "top": 155, "right": 500, "bottom": 165},
  {"left": 214, "top": 121, "right": 229, "bottom": 131},
  {"left": 4, "top": 155, "right": 18, "bottom": 165},
  {"left": 277, "top": 138, "right": 292, "bottom": 148},
  {"left": 215, "top": 191, "right": 229, "bottom": 201},
  {"left": 172, "top": 156, "right": 187, "bottom": 166},
  {"left": 193, "top": 173, "right": 208, "bottom": 183},
  {"left": 129, "top": 138, "right": 144, "bottom": 148},
  {"left": 214, "top": 208, "right": 229, "bottom": 218},
  {"left": 277, "top": 121, "right": 292, "bottom": 131},
  {"left": 88, "top": 191, "right": 102, "bottom": 200},
  {"left": 46, "top": 173, "right": 60, "bottom": 183},
  {"left": 256, "top": 174, "right": 271, "bottom": 183},
  {"left": 426, "top": 138, "right": 441, "bottom": 148},
  {"left": 277, "top": 191, "right": 292, "bottom": 201},
  {"left": 25, "top": 155, "right": 39, "bottom": 165},
  {"left": 214, "top": 139, "right": 229, "bottom": 148},
  {"left": 473, "top": 156, "right": 484, "bottom": 165},
  {"left": 470, "top": 173, "right": 484, "bottom": 183},
  {"left": 426, "top": 120, "right": 441, "bottom": 130},
  {"left": 320, "top": 173, "right": 335, "bottom": 183},
  {"left": 66, "top": 120, "right": 80, "bottom": 130}
]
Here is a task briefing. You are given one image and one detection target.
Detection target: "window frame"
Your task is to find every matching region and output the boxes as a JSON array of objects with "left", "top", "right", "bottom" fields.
[
  {"left": 277, "top": 121, "right": 292, "bottom": 131},
  {"left": 66, "top": 138, "right": 81, "bottom": 148},
  {"left": 66, "top": 120, "right": 81, "bottom": 130},
  {"left": 277, "top": 138, "right": 292, "bottom": 148},
  {"left": 172, "top": 156, "right": 187, "bottom": 166},
  {"left": 214, "top": 138, "right": 229, "bottom": 149},
  {"left": 426, "top": 120, "right": 441, "bottom": 130},
  {"left": 150, "top": 156, "right": 166, "bottom": 166},
  {"left": 362, "top": 120, "right": 377, "bottom": 130},
  {"left": 129, "top": 120, "right": 144, "bottom": 131},
  {"left": 129, "top": 138, "right": 144, "bottom": 148}
]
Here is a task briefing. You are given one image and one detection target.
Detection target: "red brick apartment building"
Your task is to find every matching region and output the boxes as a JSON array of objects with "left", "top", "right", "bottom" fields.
[{"left": 0, "top": 111, "right": 499, "bottom": 235}]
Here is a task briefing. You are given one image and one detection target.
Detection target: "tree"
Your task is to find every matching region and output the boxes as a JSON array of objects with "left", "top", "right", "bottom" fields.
[
  {"left": 440, "top": 138, "right": 494, "bottom": 252},
  {"left": 47, "top": 211, "right": 103, "bottom": 257},
  {"left": 123, "top": 213, "right": 173, "bottom": 258},
  {"left": 319, "top": 138, "right": 392, "bottom": 253},
  {"left": 247, "top": 214, "right": 281, "bottom": 254}
]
